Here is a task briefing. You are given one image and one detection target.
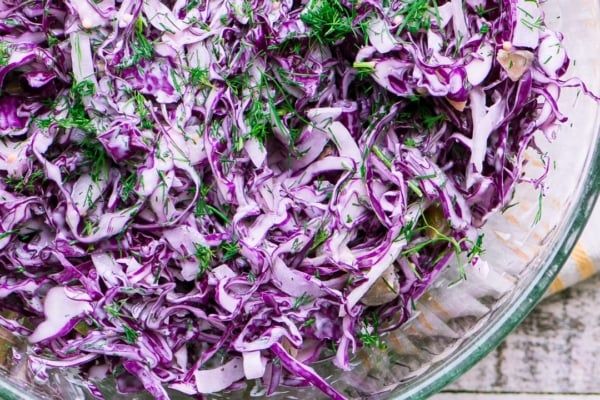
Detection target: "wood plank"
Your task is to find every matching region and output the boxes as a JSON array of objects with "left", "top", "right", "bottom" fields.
[
  {"left": 435, "top": 394, "right": 600, "bottom": 400},
  {"left": 445, "top": 274, "right": 600, "bottom": 393}
]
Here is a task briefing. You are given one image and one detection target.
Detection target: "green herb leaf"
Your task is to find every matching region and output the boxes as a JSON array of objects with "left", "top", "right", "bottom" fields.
[
  {"left": 467, "top": 234, "right": 485, "bottom": 262},
  {"left": 47, "top": 34, "right": 60, "bottom": 47},
  {"left": 301, "top": 0, "right": 354, "bottom": 45},
  {"left": 220, "top": 241, "right": 239, "bottom": 262},
  {"left": 119, "top": 18, "right": 154, "bottom": 69},
  {"left": 188, "top": 67, "right": 211, "bottom": 88},
  {"left": 0, "top": 42, "right": 9, "bottom": 66},
  {"left": 357, "top": 314, "right": 387, "bottom": 350},
  {"left": 185, "top": 0, "right": 200, "bottom": 12},
  {"left": 533, "top": 190, "right": 543, "bottom": 225},
  {"left": 292, "top": 293, "right": 313, "bottom": 310},
  {"left": 397, "top": 0, "right": 438, "bottom": 34},
  {"left": 132, "top": 91, "right": 153, "bottom": 130},
  {"left": 302, "top": 318, "right": 316, "bottom": 328},
  {"left": 311, "top": 227, "right": 330, "bottom": 251},
  {"left": 122, "top": 325, "right": 139, "bottom": 344},
  {"left": 5, "top": 169, "right": 45, "bottom": 193},
  {"left": 104, "top": 300, "right": 126, "bottom": 318},
  {"left": 195, "top": 244, "right": 214, "bottom": 276},
  {"left": 0, "top": 229, "right": 17, "bottom": 240},
  {"left": 120, "top": 173, "right": 137, "bottom": 202},
  {"left": 246, "top": 100, "right": 271, "bottom": 144}
]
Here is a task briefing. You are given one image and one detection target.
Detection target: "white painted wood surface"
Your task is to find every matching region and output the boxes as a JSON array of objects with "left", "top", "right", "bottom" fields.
[
  {"left": 436, "top": 395, "right": 600, "bottom": 400},
  {"left": 431, "top": 273, "right": 600, "bottom": 399}
]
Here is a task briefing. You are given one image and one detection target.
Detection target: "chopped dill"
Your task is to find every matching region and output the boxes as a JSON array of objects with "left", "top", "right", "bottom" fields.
[
  {"left": 194, "top": 183, "right": 212, "bottom": 217},
  {"left": 0, "top": 41, "right": 9, "bottom": 66},
  {"left": 185, "top": 0, "right": 200, "bottom": 12},
  {"left": 357, "top": 314, "right": 387, "bottom": 350},
  {"left": 311, "top": 227, "right": 330, "bottom": 251},
  {"left": 120, "top": 173, "right": 137, "bottom": 202},
  {"left": 188, "top": 67, "right": 211, "bottom": 88},
  {"left": 132, "top": 91, "right": 153, "bottom": 130},
  {"left": 293, "top": 293, "right": 313, "bottom": 310},
  {"left": 466, "top": 234, "right": 485, "bottom": 262},
  {"left": 5, "top": 169, "right": 45, "bottom": 193},
  {"left": 195, "top": 244, "right": 214, "bottom": 276},
  {"left": 220, "top": 240, "right": 239, "bottom": 261},
  {"left": 104, "top": 300, "right": 126, "bottom": 318},
  {"left": 119, "top": 18, "right": 154, "bottom": 69},
  {"left": 302, "top": 318, "right": 316, "bottom": 328},
  {"left": 397, "top": 0, "right": 439, "bottom": 34},
  {"left": 47, "top": 34, "right": 60, "bottom": 47},
  {"left": 246, "top": 100, "right": 271, "bottom": 144},
  {"left": 533, "top": 190, "right": 543, "bottom": 225},
  {"left": 301, "top": 0, "right": 354, "bottom": 46},
  {"left": 122, "top": 325, "right": 139, "bottom": 344}
]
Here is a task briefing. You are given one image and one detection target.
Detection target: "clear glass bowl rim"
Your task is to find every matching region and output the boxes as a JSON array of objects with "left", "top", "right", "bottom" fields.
[{"left": 385, "top": 134, "right": 600, "bottom": 399}]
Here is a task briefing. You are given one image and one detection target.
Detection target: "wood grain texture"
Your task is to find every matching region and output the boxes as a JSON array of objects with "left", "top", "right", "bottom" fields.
[
  {"left": 435, "top": 395, "right": 600, "bottom": 400},
  {"left": 440, "top": 274, "right": 600, "bottom": 395}
]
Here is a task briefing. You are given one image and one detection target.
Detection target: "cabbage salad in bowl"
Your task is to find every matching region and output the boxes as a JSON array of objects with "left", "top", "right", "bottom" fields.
[{"left": 0, "top": 0, "right": 597, "bottom": 399}]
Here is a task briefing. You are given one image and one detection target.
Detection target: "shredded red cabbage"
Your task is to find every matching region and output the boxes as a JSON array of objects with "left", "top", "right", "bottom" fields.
[{"left": 0, "top": 0, "right": 596, "bottom": 399}]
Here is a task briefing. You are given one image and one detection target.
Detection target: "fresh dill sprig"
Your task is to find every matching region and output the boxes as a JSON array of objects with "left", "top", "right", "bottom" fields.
[
  {"left": 246, "top": 100, "right": 270, "bottom": 144},
  {"left": 474, "top": 5, "right": 497, "bottom": 17},
  {"left": 80, "top": 133, "right": 108, "bottom": 182},
  {"left": 122, "top": 325, "right": 139, "bottom": 344},
  {"left": 225, "top": 73, "right": 249, "bottom": 96},
  {"left": 357, "top": 314, "right": 387, "bottom": 350},
  {"left": 292, "top": 293, "right": 313, "bottom": 310},
  {"left": 0, "top": 229, "right": 17, "bottom": 240},
  {"left": 120, "top": 173, "right": 137, "bottom": 202},
  {"left": 47, "top": 34, "right": 60, "bottom": 47},
  {"left": 310, "top": 227, "right": 330, "bottom": 251},
  {"left": 533, "top": 190, "right": 543, "bottom": 225},
  {"left": 220, "top": 241, "right": 239, "bottom": 262},
  {"left": 5, "top": 169, "right": 45, "bottom": 193},
  {"left": 422, "top": 112, "right": 446, "bottom": 130},
  {"left": 104, "top": 300, "right": 127, "bottom": 318},
  {"left": 466, "top": 234, "right": 485, "bottom": 262},
  {"left": 132, "top": 91, "right": 153, "bottom": 130},
  {"left": 0, "top": 41, "right": 10, "bottom": 66},
  {"left": 195, "top": 244, "right": 214, "bottom": 276},
  {"left": 82, "top": 219, "right": 96, "bottom": 236},
  {"left": 301, "top": 0, "right": 354, "bottom": 46},
  {"left": 119, "top": 18, "right": 154, "bottom": 69},
  {"left": 520, "top": 16, "right": 543, "bottom": 31},
  {"left": 56, "top": 80, "right": 109, "bottom": 182},
  {"left": 71, "top": 80, "right": 95, "bottom": 98},
  {"left": 185, "top": 0, "right": 201, "bottom": 12},
  {"left": 188, "top": 67, "right": 211, "bottom": 88},
  {"left": 193, "top": 184, "right": 230, "bottom": 224},
  {"left": 194, "top": 183, "right": 212, "bottom": 217},
  {"left": 397, "top": 0, "right": 438, "bottom": 34}
]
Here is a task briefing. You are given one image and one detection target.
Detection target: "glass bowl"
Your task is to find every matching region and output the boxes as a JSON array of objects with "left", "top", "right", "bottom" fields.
[{"left": 1, "top": 0, "right": 599, "bottom": 399}]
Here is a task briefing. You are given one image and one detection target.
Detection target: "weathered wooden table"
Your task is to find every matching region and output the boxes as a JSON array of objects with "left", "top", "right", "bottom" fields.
[{"left": 430, "top": 273, "right": 600, "bottom": 399}]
